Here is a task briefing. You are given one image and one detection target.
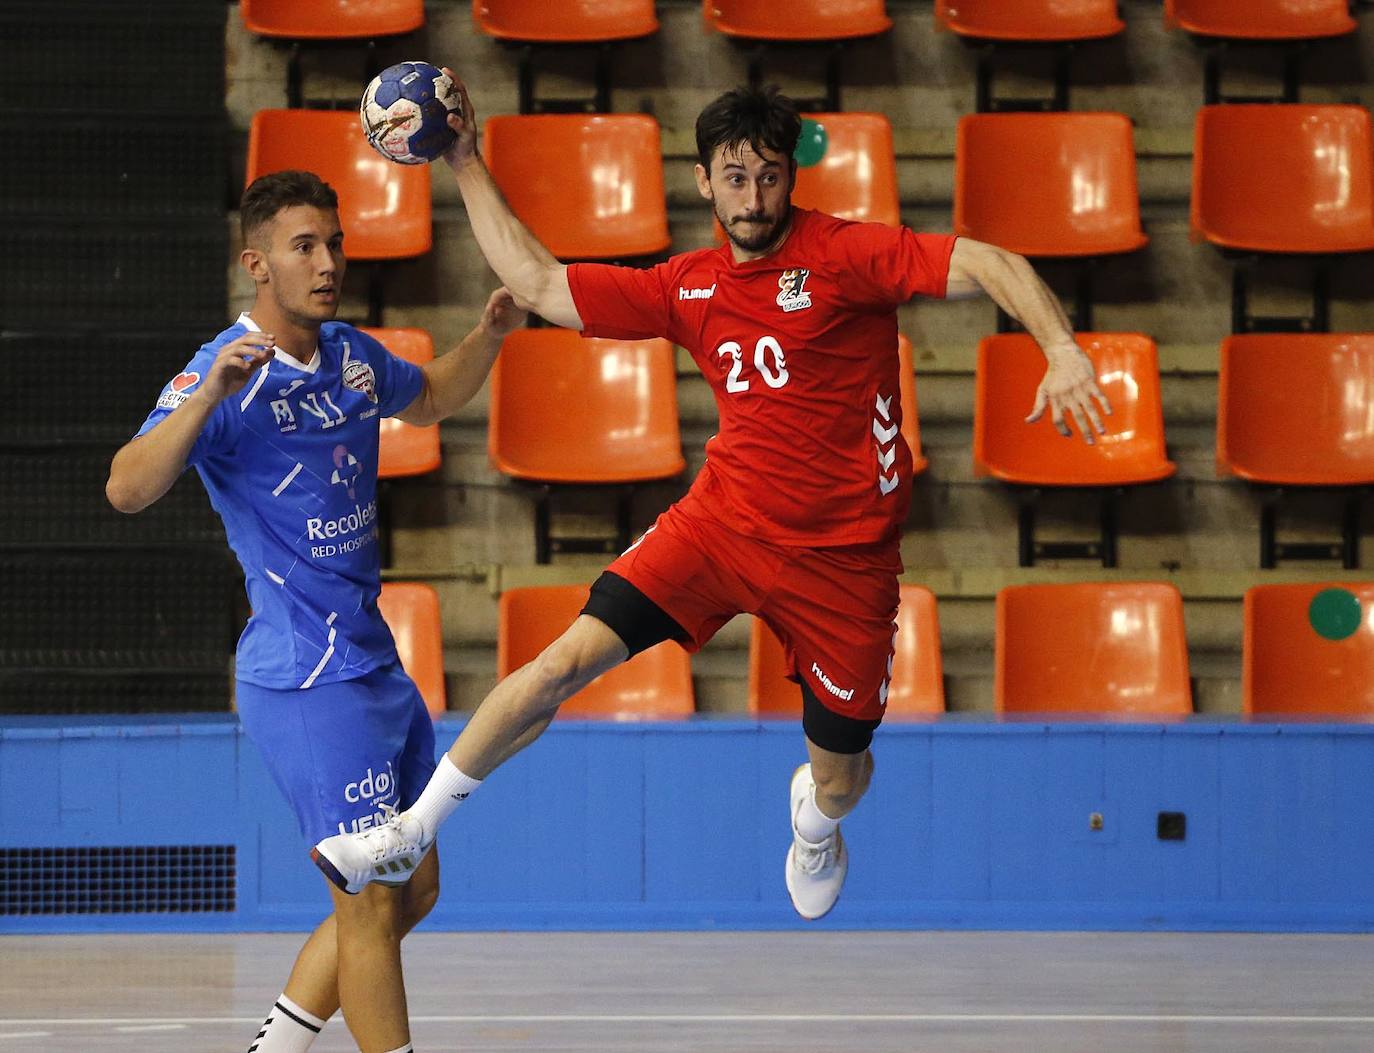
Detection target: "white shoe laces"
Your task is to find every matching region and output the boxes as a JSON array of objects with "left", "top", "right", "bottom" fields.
[
  {"left": 356, "top": 802, "right": 421, "bottom": 864},
  {"left": 793, "top": 835, "right": 836, "bottom": 877}
]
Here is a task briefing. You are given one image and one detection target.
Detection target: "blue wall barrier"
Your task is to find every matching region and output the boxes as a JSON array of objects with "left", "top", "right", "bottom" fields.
[{"left": 3, "top": 716, "right": 1373, "bottom": 933}]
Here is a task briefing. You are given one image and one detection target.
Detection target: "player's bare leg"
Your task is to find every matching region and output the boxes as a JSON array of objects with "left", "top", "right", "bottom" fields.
[
  {"left": 313, "top": 615, "right": 628, "bottom": 893},
  {"left": 786, "top": 741, "right": 872, "bottom": 920},
  {"left": 248, "top": 857, "right": 434, "bottom": 1053}
]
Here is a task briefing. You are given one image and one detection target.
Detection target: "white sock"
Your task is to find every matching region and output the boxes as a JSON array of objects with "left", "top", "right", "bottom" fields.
[
  {"left": 381, "top": 1045, "right": 414, "bottom": 1053},
  {"left": 247, "top": 993, "right": 325, "bottom": 1052},
  {"left": 794, "top": 781, "right": 842, "bottom": 845},
  {"left": 408, "top": 755, "right": 481, "bottom": 842}
]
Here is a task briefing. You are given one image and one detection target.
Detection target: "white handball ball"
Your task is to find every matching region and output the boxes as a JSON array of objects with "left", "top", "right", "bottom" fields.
[{"left": 359, "top": 61, "right": 461, "bottom": 165}]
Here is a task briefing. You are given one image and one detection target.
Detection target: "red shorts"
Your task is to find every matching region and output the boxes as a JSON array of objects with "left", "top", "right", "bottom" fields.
[{"left": 605, "top": 500, "right": 903, "bottom": 723}]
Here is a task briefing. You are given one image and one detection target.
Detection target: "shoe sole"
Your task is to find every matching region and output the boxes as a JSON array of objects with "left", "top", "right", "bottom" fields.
[{"left": 310, "top": 846, "right": 357, "bottom": 895}]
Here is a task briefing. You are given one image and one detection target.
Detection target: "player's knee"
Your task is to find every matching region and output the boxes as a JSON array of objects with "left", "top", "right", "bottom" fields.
[
  {"left": 401, "top": 869, "right": 439, "bottom": 932},
  {"left": 336, "top": 884, "right": 406, "bottom": 941},
  {"left": 813, "top": 752, "right": 872, "bottom": 806}
]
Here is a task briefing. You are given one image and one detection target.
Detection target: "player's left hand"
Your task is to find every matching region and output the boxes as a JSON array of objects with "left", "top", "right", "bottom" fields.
[
  {"left": 480, "top": 287, "right": 528, "bottom": 340},
  {"left": 1026, "top": 343, "right": 1112, "bottom": 445}
]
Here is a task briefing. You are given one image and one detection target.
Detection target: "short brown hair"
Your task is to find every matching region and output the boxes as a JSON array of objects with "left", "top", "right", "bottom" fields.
[
  {"left": 240, "top": 170, "right": 339, "bottom": 246},
  {"left": 695, "top": 86, "right": 801, "bottom": 173}
]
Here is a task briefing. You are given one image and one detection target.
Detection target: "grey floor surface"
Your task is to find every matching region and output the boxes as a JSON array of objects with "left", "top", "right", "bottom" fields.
[{"left": 2, "top": 931, "right": 1373, "bottom": 1052}]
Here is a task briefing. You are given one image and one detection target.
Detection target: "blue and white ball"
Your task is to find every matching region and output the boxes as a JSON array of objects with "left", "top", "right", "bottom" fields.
[{"left": 359, "top": 61, "right": 461, "bottom": 165}]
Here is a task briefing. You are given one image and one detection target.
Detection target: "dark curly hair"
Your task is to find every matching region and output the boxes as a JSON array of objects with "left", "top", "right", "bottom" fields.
[
  {"left": 240, "top": 170, "right": 339, "bottom": 246},
  {"left": 695, "top": 85, "right": 801, "bottom": 173}
]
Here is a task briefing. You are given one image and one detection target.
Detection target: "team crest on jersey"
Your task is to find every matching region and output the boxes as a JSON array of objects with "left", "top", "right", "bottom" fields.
[
  {"left": 342, "top": 360, "right": 377, "bottom": 404},
  {"left": 156, "top": 371, "right": 200, "bottom": 411},
  {"left": 776, "top": 269, "right": 813, "bottom": 313}
]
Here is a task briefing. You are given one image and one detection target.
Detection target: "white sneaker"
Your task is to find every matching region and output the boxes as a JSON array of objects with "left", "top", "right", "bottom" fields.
[
  {"left": 785, "top": 763, "right": 848, "bottom": 921},
  {"left": 311, "top": 804, "right": 429, "bottom": 895}
]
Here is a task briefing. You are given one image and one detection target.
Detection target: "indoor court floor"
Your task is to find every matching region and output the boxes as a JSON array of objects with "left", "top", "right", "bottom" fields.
[{"left": 2, "top": 930, "right": 1372, "bottom": 1052}]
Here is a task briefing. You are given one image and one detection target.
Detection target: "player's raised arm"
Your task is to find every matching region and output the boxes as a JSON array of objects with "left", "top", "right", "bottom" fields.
[
  {"left": 395, "top": 288, "right": 528, "bottom": 426},
  {"left": 105, "top": 334, "right": 273, "bottom": 513},
  {"left": 945, "top": 237, "right": 1111, "bottom": 446},
  {"left": 436, "top": 70, "right": 581, "bottom": 331}
]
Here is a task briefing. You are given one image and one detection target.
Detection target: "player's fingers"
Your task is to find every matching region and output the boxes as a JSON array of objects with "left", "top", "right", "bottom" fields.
[
  {"left": 1068, "top": 403, "right": 1093, "bottom": 445},
  {"left": 1079, "top": 391, "right": 1106, "bottom": 436},
  {"left": 1092, "top": 385, "right": 1113, "bottom": 418},
  {"left": 1025, "top": 387, "right": 1048, "bottom": 424},
  {"left": 1049, "top": 396, "right": 1071, "bottom": 437}
]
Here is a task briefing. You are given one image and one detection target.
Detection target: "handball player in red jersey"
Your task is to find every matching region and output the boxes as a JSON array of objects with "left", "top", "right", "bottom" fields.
[{"left": 312, "top": 81, "right": 1110, "bottom": 920}]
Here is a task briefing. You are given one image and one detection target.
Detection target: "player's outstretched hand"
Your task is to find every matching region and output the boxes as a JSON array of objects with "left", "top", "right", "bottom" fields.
[
  {"left": 1025, "top": 343, "right": 1112, "bottom": 445},
  {"left": 439, "top": 66, "right": 478, "bottom": 171},
  {"left": 202, "top": 333, "right": 274, "bottom": 404},
  {"left": 480, "top": 287, "right": 529, "bottom": 340}
]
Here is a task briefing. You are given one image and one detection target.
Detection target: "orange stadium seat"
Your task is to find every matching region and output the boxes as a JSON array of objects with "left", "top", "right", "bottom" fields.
[
  {"left": 955, "top": 112, "right": 1147, "bottom": 258},
  {"left": 1191, "top": 105, "right": 1374, "bottom": 254},
  {"left": 1218, "top": 334, "right": 1374, "bottom": 486},
  {"left": 473, "top": 0, "right": 657, "bottom": 41},
  {"left": 242, "top": 0, "right": 424, "bottom": 38},
  {"left": 1166, "top": 0, "right": 1355, "bottom": 40},
  {"left": 1244, "top": 582, "right": 1374, "bottom": 717},
  {"left": 936, "top": 0, "right": 1124, "bottom": 41},
  {"left": 995, "top": 583, "right": 1192, "bottom": 717},
  {"left": 359, "top": 328, "right": 440, "bottom": 479},
  {"left": 897, "top": 334, "right": 927, "bottom": 476},
  {"left": 974, "top": 333, "right": 1174, "bottom": 487},
  {"left": 483, "top": 115, "right": 669, "bottom": 259},
  {"left": 377, "top": 582, "right": 447, "bottom": 719},
  {"left": 498, "top": 585, "right": 695, "bottom": 719},
  {"left": 246, "top": 109, "right": 432, "bottom": 259},
  {"left": 749, "top": 584, "right": 944, "bottom": 717},
  {"left": 705, "top": 0, "right": 892, "bottom": 40},
  {"left": 489, "top": 329, "right": 684, "bottom": 484}
]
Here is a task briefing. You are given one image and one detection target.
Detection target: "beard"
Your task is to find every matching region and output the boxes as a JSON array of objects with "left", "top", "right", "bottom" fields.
[{"left": 717, "top": 200, "right": 791, "bottom": 254}]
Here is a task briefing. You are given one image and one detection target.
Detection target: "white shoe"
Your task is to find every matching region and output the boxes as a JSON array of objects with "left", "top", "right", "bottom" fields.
[
  {"left": 311, "top": 804, "right": 429, "bottom": 895},
  {"left": 785, "top": 763, "right": 848, "bottom": 921}
]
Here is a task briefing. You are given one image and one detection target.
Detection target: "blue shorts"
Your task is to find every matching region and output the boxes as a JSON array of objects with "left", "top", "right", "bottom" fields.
[{"left": 236, "top": 662, "right": 438, "bottom": 844}]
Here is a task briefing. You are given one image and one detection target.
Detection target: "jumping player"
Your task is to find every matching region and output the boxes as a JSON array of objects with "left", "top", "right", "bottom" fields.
[
  {"left": 312, "top": 85, "right": 1110, "bottom": 919},
  {"left": 105, "top": 170, "right": 527, "bottom": 1053}
]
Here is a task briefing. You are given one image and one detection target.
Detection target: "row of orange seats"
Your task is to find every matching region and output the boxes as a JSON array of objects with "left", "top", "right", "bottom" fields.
[
  {"left": 239, "top": 1, "right": 1358, "bottom": 47},
  {"left": 246, "top": 103, "right": 1374, "bottom": 268},
  {"left": 373, "top": 327, "right": 1374, "bottom": 503},
  {"left": 380, "top": 579, "right": 1374, "bottom": 723}
]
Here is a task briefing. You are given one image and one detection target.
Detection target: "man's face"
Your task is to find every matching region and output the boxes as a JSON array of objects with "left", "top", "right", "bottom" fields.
[
  {"left": 695, "top": 141, "right": 795, "bottom": 254},
  {"left": 248, "top": 205, "right": 345, "bottom": 324}
]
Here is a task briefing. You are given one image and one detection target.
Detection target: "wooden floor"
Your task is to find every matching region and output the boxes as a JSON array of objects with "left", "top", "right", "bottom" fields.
[{"left": 3, "top": 931, "right": 1373, "bottom": 1051}]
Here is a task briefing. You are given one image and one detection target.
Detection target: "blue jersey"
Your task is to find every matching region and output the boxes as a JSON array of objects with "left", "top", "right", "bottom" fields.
[{"left": 136, "top": 313, "right": 425, "bottom": 689}]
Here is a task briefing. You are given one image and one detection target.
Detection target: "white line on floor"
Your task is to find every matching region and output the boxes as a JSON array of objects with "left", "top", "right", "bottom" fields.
[
  {"left": 6, "top": 1014, "right": 1374, "bottom": 1027},
  {"left": 0, "top": 1033, "right": 52, "bottom": 1041},
  {"left": 113, "top": 1024, "right": 188, "bottom": 1033}
]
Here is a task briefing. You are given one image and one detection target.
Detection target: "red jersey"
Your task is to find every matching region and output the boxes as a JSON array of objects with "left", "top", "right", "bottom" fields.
[{"left": 566, "top": 207, "right": 957, "bottom": 547}]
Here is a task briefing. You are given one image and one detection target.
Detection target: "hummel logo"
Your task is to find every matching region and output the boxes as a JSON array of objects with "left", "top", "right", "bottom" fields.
[
  {"left": 678, "top": 284, "right": 716, "bottom": 300},
  {"left": 450, "top": 792, "right": 469, "bottom": 801}
]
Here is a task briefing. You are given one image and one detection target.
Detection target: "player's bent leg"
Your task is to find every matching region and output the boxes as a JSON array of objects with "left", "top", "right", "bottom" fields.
[
  {"left": 330, "top": 879, "right": 412, "bottom": 1053},
  {"left": 398, "top": 844, "right": 440, "bottom": 933},
  {"left": 785, "top": 684, "right": 881, "bottom": 921}
]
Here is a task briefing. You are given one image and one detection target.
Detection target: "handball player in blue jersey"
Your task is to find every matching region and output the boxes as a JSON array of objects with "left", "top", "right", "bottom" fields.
[{"left": 106, "top": 170, "right": 527, "bottom": 1053}]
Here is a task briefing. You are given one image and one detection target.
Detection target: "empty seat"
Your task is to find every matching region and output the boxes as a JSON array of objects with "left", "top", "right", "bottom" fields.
[
  {"left": 246, "top": 109, "right": 432, "bottom": 259},
  {"left": 1217, "top": 334, "right": 1374, "bottom": 485},
  {"left": 1191, "top": 105, "right": 1374, "bottom": 254},
  {"left": 360, "top": 327, "right": 440, "bottom": 479},
  {"left": 489, "top": 329, "right": 684, "bottom": 484},
  {"left": 749, "top": 584, "right": 944, "bottom": 717},
  {"left": 473, "top": 0, "right": 657, "bottom": 41},
  {"left": 242, "top": 0, "right": 424, "bottom": 38},
  {"left": 705, "top": 0, "right": 891, "bottom": 40},
  {"left": 483, "top": 115, "right": 669, "bottom": 259},
  {"left": 498, "top": 585, "right": 695, "bottom": 718},
  {"left": 377, "top": 582, "right": 446, "bottom": 719},
  {"left": 1166, "top": 0, "right": 1355, "bottom": 40},
  {"left": 937, "top": 0, "right": 1123, "bottom": 41},
  {"left": 955, "top": 112, "right": 1147, "bottom": 257},
  {"left": 794, "top": 112, "right": 900, "bottom": 226},
  {"left": 974, "top": 333, "right": 1175, "bottom": 486},
  {"left": 996, "top": 582, "right": 1192, "bottom": 716},
  {"left": 1244, "top": 582, "right": 1374, "bottom": 717},
  {"left": 897, "top": 334, "right": 927, "bottom": 476}
]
